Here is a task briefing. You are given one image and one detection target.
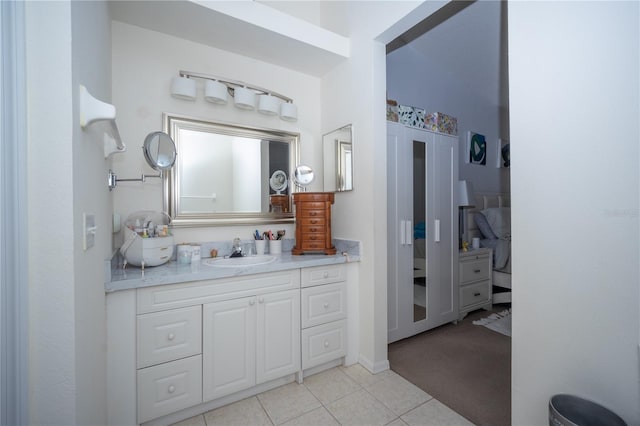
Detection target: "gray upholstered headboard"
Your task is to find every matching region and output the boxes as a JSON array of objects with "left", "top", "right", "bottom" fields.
[{"left": 466, "top": 193, "right": 511, "bottom": 240}]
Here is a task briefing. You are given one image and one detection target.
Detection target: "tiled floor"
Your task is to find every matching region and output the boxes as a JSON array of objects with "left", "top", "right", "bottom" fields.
[{"left": 172, "top": 364, "right": 473, "bottom": 426}]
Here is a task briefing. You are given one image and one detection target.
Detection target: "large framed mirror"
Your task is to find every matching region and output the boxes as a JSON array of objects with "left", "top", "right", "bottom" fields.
[
  {"left": 163, "top": 113, "right": 299, "bottom": 226},
  {"left": 323, "top": 124, "right": 353, "bottom": 192}
]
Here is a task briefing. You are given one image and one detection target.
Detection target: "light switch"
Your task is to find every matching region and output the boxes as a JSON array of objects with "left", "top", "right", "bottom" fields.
[{"left": 83, "top": 213, "right": 96, "bottom": 250}]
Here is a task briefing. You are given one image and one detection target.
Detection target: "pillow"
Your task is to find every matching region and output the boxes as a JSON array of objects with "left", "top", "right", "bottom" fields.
[
  {"left": 474, "top": 212, "right": 497, "bottom": 240},
  {"left": 480, "top": 207, "right": 511, "bottom": 239}
]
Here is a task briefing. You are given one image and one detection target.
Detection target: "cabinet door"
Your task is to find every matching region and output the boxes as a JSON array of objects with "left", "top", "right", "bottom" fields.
[
  {"left": 256, "top": 290, "right": 300, "bottom": 383},
  {"left": 425, "top": 133, "right": 459, "bottom": 329},
  {"left": 202, "top": 297, "right": 256, "bottom": 401}
]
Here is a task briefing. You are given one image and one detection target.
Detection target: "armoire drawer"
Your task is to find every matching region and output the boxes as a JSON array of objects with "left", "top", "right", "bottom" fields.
[
  {"left": 137, "top": 355, "right": 202, "bottom": 423},
  {"left": 460, "top": 281, "right": 491, "bottom": 309},
  {"left": 137, "top": 305, "right": 202, "bottom": 368},
  {"left": 459, "top": 257, "right": 491, "bottom": 283},
  {"left": 301, "top": 320, "right": 346, "bottom": 369},
  {"left": 302, "top": 282, "right": 347, "bottom": 328}
]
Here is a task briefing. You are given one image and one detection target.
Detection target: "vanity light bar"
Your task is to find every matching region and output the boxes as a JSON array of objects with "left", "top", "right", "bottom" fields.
[{"left": 177, "top": 70, "right": 294, "bottom": 104}]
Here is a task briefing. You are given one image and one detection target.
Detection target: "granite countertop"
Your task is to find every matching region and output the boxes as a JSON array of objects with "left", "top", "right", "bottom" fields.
[{"left": 105, "top": 239, "right": 361, "bottom": 293}]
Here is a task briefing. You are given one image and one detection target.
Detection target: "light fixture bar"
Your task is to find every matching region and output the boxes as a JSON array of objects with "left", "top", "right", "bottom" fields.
[{"left": 178, "top": 70, "right": 293, "bottom": 104}]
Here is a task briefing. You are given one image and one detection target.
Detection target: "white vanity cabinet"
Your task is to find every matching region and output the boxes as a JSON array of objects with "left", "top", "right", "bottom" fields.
[
  {"left": 107, "top": 264, "right": 349, "bottom": 425},
  {"left": 202, "top": 289, "right": 300, "bottom": 401},
  {"left": 300, "top": 265, "right": 347, "bottom": 371}
]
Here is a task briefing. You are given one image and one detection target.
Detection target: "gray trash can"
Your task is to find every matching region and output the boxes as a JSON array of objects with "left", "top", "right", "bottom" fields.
[{"left": 549, "top": 394, "right": 627, "bottom": 426}]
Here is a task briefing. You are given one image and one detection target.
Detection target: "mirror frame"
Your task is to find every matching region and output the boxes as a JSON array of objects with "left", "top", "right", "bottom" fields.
[
  {"left": 323, "top": 124, "right": 353, "bottom": 192},
  {"left": 163, "top": 113, "right": 300, "bottom": 227}
]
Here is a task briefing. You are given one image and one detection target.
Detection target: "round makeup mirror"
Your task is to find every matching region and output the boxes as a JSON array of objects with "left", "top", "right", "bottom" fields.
[
  {"left": 143, "top": 131, "right": 177, "bottom": 171},
  {"left": 293, "top": 165, "right": 314, "bottom": 189}
]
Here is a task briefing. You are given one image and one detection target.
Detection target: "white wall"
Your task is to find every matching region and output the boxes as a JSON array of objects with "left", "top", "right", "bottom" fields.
[
  {"left": 25, "top": 1, "right": 112, "bottom": 424},
  {"left": 386, "top": 38, "right": 509, "bottom": 193},
  {"left": 70, "top": 1, "right": 112, "bottom": 423},
  {"left": 25, "top": 3, "right": 76, "bottom": 423},
  {"left": 509, "top": 2, "right": 639, "bottom": 424},
  {"left": 111, "top": 21, "right": 321, "bottom": 244}
]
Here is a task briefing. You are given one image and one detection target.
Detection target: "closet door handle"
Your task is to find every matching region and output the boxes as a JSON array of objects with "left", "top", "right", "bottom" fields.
[
  {"left": 406, "top": 220, "right": 412, "bottom": 246},
  {"left": 400, "top": 220, "right": 406, "bottom": 245},
  {"left": 434, "top": 219, "right": 440, "bottom": 242}
]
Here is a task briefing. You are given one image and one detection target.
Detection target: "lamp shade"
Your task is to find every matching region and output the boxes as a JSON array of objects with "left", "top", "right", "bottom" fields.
[
  {"left": 234, "top": 86, "right": 256, "bottom": 110},
  {"left": 170, "top": 76, "right": 197, "bottom": 100},
  {"left": 458, "top": 180, "right": 476, "bottom": 207},
  {"left": 280, "top": 102, "right": 297, "bottom": 121},
  {"left": 258, "top": 94, "right": 279, "bottom": 115},
  {"left": 204, "top": 80, "right": 228, "bottom": 104}
]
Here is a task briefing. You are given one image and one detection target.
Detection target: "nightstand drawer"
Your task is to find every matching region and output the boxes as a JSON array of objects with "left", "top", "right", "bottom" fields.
[
  {"left": 460, "top": 281, "right": 491, "bottom": 309},
  {"left": 460, "top": 258, "right": 491, "bottom": 283}
]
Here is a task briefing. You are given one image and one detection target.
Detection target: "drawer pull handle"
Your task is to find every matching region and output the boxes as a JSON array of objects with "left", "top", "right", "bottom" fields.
[
  {"left": 323, "top": 340, "right": 329, "bottom": 348},
  {"left": 310, "top": 211, "right": 317, "bottom": 216},
  {"left": 160, "top": 247, "right": 168, "bottom": 251},
  {"left": 258, "top": 297, "right": 264, "bottom": 304},
  {"left": 249, "top": 300, "right": 255, "bottom": 306},
  {"left": 474, "top": 292, "right": 481, "bottom": 297},
  {"left": 167, "top": 333, "right": 175, "bottom": 341},
  {"left": 311, "top": 220, "right": 317, "bottom": 224},
  {"left": 323, "top": 302, "right": 329, "bottom": 309},
  {"left": 323, "top": 272, "right": 329, "bottom": 278},
  {"left": 168, "top": 385, "right": 175, "bottom": 394},
  {"left": 474, "top": 269, "right": 481, "bottom": 273}
]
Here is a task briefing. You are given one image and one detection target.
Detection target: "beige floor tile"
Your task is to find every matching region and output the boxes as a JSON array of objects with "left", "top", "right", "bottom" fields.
[
  {"left": 303, "top": 367, "right": 361, "bottom": 404},
  {"left": 339, "top": 364, "right": 395, "bottom": 387},
  {"left": 386, "top": 418, "right": 410, "bottom": 426},
  {"left": 170, "top": 414, "right": 206, "bottom": 426},
  {"left": 365, "top": 373, "right": 432, "bottom": 416},
  {"left": 401, "top": 399, "right": 474, "bottom": 426},
  {"left": 281, "top": 406, "right": 340, "bottom": 426},
  {"left": 203, "top": 396, "right": 273, "bottom": 426},
  {"left": 325, "top": 389, "right": 398, "bottom": 426},
  {"left": 257, "top": 382, "right": 322, "bottom": 425}
]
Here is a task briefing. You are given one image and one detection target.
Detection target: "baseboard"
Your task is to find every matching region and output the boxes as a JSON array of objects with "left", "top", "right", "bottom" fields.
[{"left": 358, "top": 355, "right": 390, "bottom": 374}]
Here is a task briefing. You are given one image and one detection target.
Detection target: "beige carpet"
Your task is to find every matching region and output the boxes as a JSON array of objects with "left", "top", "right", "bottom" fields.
[{"left": 388, "top": 308, "right": 511, "bottom": 426}]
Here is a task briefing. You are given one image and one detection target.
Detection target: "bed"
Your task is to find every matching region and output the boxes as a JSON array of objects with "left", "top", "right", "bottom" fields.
[{"left": 466, "top": 193, "right": 512, "bottom": 304}]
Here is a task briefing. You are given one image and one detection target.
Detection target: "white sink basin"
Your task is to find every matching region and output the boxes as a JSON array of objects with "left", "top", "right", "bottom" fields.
[{"left": 204, "top": 255, "right": 276, "bottom": 268}]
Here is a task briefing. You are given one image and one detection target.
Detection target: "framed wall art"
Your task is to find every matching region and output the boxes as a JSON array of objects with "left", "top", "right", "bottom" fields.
[
  {"left": 497, "top": 138, "right": 510, "bottom": 168},
  {"left": 467, "top": 131, "right": 487, "bottom": 165}
]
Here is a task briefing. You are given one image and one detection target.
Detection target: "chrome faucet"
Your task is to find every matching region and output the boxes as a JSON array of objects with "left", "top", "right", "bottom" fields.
[{"left": 230, "top": 237, "right": 243, "bottom": 257}]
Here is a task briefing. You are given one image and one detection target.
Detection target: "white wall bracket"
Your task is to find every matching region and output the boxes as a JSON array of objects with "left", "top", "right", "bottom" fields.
[{"left": 79, "top": 84, "right": 126, "bottom": 158}]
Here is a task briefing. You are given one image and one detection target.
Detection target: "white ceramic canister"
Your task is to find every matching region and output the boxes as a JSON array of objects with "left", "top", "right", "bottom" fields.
[
  {"left": 191, "top": 244, "right": 201, "bottom": 263},
  {"left": 176, "top": 244, "right": 192, "bottom": 264}
]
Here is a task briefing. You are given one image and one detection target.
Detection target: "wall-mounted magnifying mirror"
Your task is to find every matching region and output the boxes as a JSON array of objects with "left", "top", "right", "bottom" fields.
[
  {"left": 293, "top": 165, "right": 314, "bottom": 191},
  {"left": 323, "top": 124, "right": 353, "bottom": 192},
  {"left": 143, "top": 131, "right": 177, "bottom": 170},
  {"left": 108, "top": 131, "right": 177, "bottom": 190}
]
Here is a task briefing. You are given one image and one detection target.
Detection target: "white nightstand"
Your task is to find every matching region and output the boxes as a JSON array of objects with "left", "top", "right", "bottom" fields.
[{"left": 458, "top": 248, "right": 493, "bottom": 320}]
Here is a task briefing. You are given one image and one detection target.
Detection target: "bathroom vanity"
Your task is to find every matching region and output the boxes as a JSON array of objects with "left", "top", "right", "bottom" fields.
[{"left": 106, "top": 253, "right": 357, "bottom": 426}]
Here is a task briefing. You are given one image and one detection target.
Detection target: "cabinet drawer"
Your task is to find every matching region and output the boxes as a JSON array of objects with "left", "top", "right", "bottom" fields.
[
  {"left": 301, "top": 320, "right": 346, "bottom": 369},
  {"left": 299, "top": 209, "right": 325, "bottom": 218},
  {"left": 137, "top": 306, "right": 202, "bottom": 368},
  {"left": 460, "top": 258, "right": 491, "bottom": 283},
  {"left": 298, "top": 202, "right": 328, "bottom": 210},
  {"left": 298, "top": 217, "right": 326, "bottom": 227},
  {"left": 302, "top": 282, "right": 347, "bottom": 328},
  {"left": 460, "top": 281, "right": 491, "bottom": 309},
  {"left": 137, "top": 355, "right": 202, "bottom": 423},
  {"left": 301, "top": 265, "right": 345, "bottom": 288}
]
